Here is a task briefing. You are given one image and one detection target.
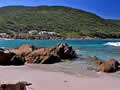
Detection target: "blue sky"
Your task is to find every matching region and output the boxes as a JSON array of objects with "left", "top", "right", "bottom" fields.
[{"left": 0, "top": 0, "right": 119, "bottom": 19}]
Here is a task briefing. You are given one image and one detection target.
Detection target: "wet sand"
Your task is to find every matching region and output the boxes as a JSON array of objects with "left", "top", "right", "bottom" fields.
[{"left": 0, "top": 64, "right": 120, "bottom": 90}]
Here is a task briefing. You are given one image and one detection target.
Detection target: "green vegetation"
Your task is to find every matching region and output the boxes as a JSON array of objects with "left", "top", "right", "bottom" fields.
[{"left": 0, "top": 5, "right": 120, "bottom": 39}]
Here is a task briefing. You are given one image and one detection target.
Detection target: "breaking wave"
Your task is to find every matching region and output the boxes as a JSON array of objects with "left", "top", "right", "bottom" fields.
[{"left": 104, "top": 42, "right": 120, "bottom": 46}]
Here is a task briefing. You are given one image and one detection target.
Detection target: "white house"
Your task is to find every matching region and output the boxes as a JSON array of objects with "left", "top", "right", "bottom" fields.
[
  {"left": 47, "top": 32, "right": 57, "bottom": 35},
  {"left": 28, "top": 30, "right": 38, "bottom": 35},
  {"left": 38, "top": 31, "right": 58, "bottom": 35},
  {"left": 0, "top": 33, "right": 9, "bottom": 38},
  {"left": 38, "top": 31, "right": 48, "bottom": 35}
]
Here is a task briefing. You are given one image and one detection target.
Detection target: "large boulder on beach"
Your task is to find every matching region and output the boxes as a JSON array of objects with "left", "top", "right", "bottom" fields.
[
  {"left": 6, "top": 44, "right": 37, "bottom": 56},
  {"left": 0, "top": 49, "right": 25, "bottom": 65},
  {"left": 25, "top": 43, "right": 76, "bottom": 64},
  {"left": 10, "top": 54, "right": 25, "bottom": 65},
  {"left": 3, "top": 43, "right": 76, "bottom": 64},
  {"left": 56, "top": 43, "right": 76, "bottom": 59},
  {"left": 0, "top": 81, "right": 32, "bottom": 90},
  {"left": 0, "top": 52, "right": 11, "bottom": 65},
  {"left": 0, "top": 52, "right": 25, "bottom": 65},
  {"left": 99, "top": 59, "right": 120, "bottom": 73},
  {"left": 25, "top": 47, "right": 61, "bottom": 64},
  {"left": 0, "top": 49, "right": 16, "bottom": 65}
]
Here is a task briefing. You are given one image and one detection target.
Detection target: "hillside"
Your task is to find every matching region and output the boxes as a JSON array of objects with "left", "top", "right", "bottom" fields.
[{"left": 0, "top": 5, "right": 120, "bottom": 39}]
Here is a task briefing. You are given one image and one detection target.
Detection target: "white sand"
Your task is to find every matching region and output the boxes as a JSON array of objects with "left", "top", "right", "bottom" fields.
[{"left": 0, "top": 64, "right": 119, "bottom": 90}]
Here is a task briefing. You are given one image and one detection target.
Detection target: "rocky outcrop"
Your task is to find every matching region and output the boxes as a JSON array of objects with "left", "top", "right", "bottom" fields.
[
  {"left": 0, "top": 49, "right": 25, "bottom": 65},
  {"left": 56, "top": 43, "right": 76, "bottom": 59},
  {"left": 10, "top": 54, "right": 25, "bottom": 65},
  {"left": 0, "top": 50, "right": 10, "bottom": 65},
  {"left": 0, "top": 81, "right": 32, "bottom": 90},
  {"left": 99, "top": 59, "right": 120, "bottom": 73},
  {"left": 25, "top": 47, "right": 61, "bottom": 64},
  {"left": 6, "top": 44, "right": 37, "bottom": 56},
  {"left": 88, "top": 56, "right": 120, "bottom": 73},
  {"left": 1, "top": 43, "right": 76, "bottom": 65},
  {"left": 25, "top": 43, "right": 76, "bottom": 64},
  {"left": 3, "top": 44, "right": 33, "bottom": 65}
]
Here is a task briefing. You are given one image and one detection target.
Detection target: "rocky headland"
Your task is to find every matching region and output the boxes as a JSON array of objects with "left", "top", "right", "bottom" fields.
[{"left": 2, "top": 43, "right": 76, "bottom": 65}]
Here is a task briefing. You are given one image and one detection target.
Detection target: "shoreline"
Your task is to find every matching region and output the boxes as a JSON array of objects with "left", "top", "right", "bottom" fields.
[
  {"left": 2, "top": 38, "right": 120, "bottom": 40},
  {"left": 2, "top": 36, "right": 120, "bottom": 40}
]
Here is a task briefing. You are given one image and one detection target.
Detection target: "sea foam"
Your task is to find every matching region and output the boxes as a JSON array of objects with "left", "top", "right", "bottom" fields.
[{"left": 104, "top": 42, "right": 120, "bottom": 46}]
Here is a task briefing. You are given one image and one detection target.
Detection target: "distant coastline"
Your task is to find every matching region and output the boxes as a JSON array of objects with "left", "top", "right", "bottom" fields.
[
  {"left": 2, "top": 37, "right": 120, "bottom": 40},
  {"left": 2, "top": 36, "right": 120, "bottom": 40}
]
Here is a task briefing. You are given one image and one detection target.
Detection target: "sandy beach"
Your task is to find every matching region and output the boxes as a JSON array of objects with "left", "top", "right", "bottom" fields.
[{"left": 0, "top": 64, "right": 119, "bottom": 90}]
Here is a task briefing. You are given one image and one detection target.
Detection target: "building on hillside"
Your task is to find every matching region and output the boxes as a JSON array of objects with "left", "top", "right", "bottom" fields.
[
  {"left": 47, "top": 32, "right": 57, "bottom": 35},
  {"left": 38, "top": 31, "right": 48, "bottom": 35},
  {"left": 38, "top": 31, "right": 58, "bottom": 35},
  {"left": 28, "top": 30, "right": 38, "bottom": 35},
  {"left": 0, "top": 33, "right": 9, "bottom": 38}
]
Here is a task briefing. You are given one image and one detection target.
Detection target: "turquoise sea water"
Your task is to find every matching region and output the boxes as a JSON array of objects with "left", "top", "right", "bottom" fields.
[
  {"left": 1, "top": 40, "right": 120, "bottom": 72},
  {"left": 1, "top": 40, "right": 120, "bottom": 60}
]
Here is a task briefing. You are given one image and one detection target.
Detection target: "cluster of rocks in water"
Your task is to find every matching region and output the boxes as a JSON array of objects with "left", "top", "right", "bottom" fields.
[
  {"left": 1, "top": 43, "right": 76, "bottom": 65},
  {"left": 90, "top": 56, "right": 120, "bottom": 73},
  {"left": 0, "top": 43, "right": 120, "bottom": 73}
]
